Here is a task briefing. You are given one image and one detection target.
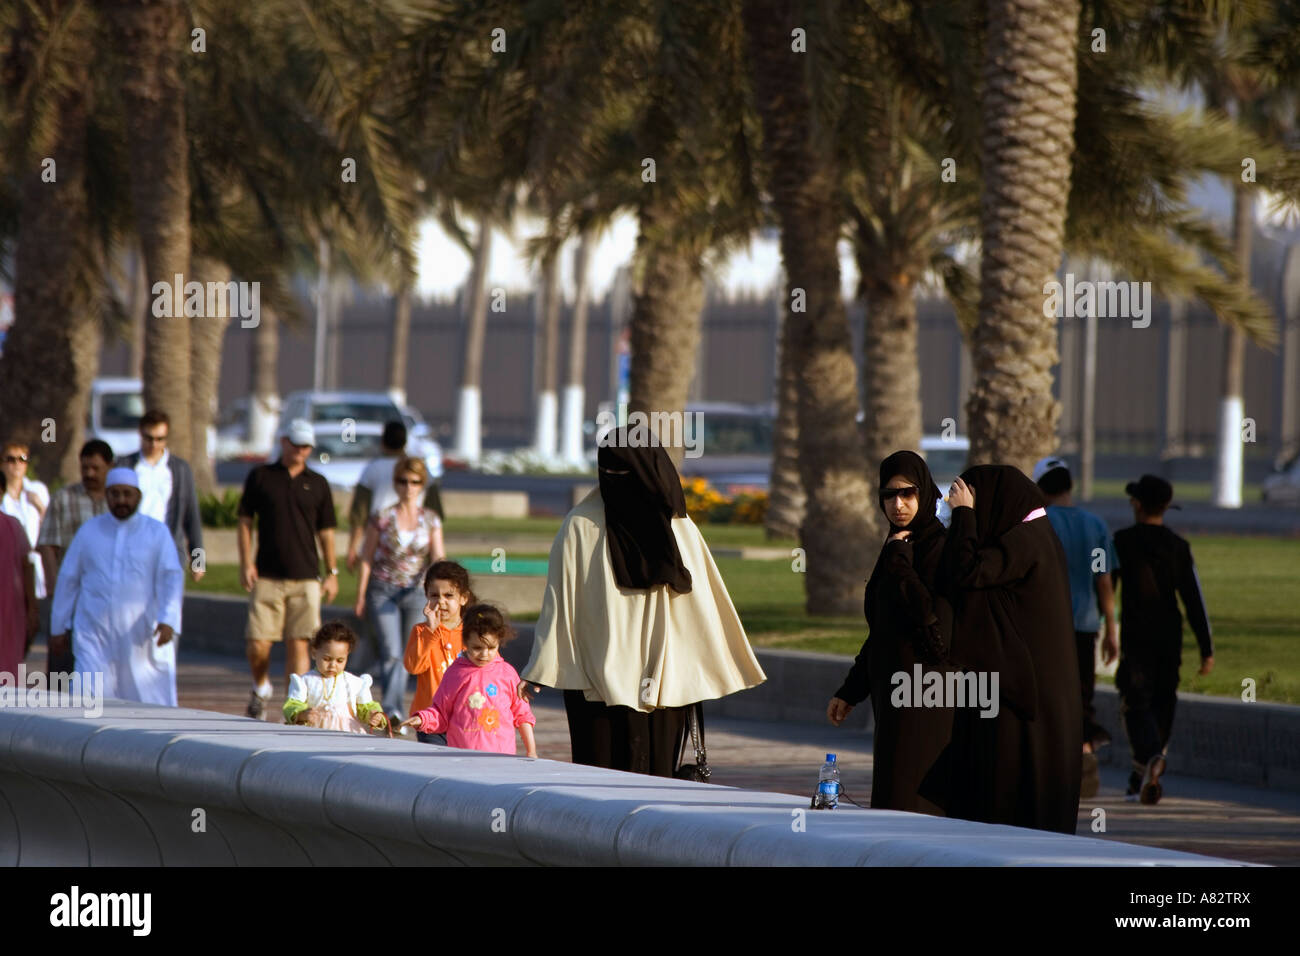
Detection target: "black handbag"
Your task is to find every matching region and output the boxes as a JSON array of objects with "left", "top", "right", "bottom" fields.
[{"left": 674, "top": 702, "right": 711, "bottom": 783}]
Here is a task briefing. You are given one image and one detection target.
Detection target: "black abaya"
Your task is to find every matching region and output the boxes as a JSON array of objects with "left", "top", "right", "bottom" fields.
[
  {"left": 834, "top": 451, "right": 955, "bottom": 814},
  {"left": 925, "top": 465, "right": 1081, "bottom": 834}
]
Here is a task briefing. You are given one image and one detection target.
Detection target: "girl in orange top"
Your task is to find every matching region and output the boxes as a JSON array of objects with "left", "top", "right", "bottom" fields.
[{"left": 403, "top": 560, "right": 475, "bottom": 744}]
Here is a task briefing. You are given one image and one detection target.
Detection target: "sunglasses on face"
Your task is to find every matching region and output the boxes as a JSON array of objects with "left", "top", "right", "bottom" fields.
[
  {"left": 880, "top": 485, "right": 919, "bottom": 502},
  {"left": 4, "top": 455, "right": 27, "bottom": 464}
]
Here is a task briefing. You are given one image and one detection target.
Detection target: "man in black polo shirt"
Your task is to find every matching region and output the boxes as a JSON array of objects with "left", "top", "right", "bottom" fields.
[{"left": 238, "top": 419, "right": 339, "bottom": 718}]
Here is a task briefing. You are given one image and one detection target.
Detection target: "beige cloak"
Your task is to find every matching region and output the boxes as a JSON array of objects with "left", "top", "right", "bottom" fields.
[{"left": 523, "top": 488, "right": 766, "bottom": 712}]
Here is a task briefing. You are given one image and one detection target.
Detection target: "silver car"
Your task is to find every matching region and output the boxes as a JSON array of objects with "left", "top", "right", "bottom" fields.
[{"left": 1262, "top": 453, "right": 1300, "bottom": 506}]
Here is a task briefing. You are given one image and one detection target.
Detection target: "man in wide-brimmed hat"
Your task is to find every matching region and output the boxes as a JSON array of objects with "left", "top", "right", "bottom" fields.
[{"left": 1112, "top": 474, "right": 1213, "bottom": 806}]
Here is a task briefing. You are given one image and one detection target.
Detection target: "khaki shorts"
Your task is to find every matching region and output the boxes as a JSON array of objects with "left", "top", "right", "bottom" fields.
[{"left": 246, "top": 578, "right": 321, "bottom": 643}]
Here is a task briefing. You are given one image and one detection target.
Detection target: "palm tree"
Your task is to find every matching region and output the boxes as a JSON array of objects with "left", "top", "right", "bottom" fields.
[
  {"left": 106, "top": 0, "right": 194, "bottom": 461},
  {"left": 744, "top": 0, "right": 880, "bottom": 614},
  {"left": 533, "top": 245, "right": 561, "bottom": 457},
  {"left": 559, "top": 226, "right": 595, "bottom": 466},
  {"left": 965, "top": 0, "right": 1083, "bottom": 473},
  {"left": 0, "top": 0, "right": 113, "bottom": 482}
]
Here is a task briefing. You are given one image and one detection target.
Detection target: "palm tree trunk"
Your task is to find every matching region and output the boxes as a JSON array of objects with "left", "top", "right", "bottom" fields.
[
  {"left": 248, "top": 306, "right": 280, "bottom": 454},
  {"left": 1212, "top": 183, "right": 1252, "bottom": 508},
  {"left": 189, "top": 257, "right": 230, "bottom": 494},
  {"left": 533, "top": 248, "right": 560, "bottom": 457},
  {"left": 387, "top": 276, "right": 412, "bottom": 408},
  {"left": 744, "top": 0, "right": 879, "bottom": 615},
  {"left": 628, "top": 201, "right": 705, "bottom": 472},
  {"left": 966, "top": 0, "right": 1081, "bottom": 474},
  {"left": 765, "top": 299, "right": 805, "bottom": 539},
  {"left": 0, "top": 4, "right": 100, "bottom": 483},
  {"left": 860, "top": 267, "right": 924, "bottom": 468},
  {"left": 126, "top": 244, "right": 147, "bottom": 379},
  {"left": 560, "top": 229, "right": 594, "bottom": 465},
  {"left": 455, "top": 215, "right": 492, "bottom": 462},
  {"left": 109, "top": 0, "right": 194, "bottom": 461}
]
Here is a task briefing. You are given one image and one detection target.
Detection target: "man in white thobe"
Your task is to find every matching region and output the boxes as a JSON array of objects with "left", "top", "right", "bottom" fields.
[{"left": 51, "top": 467, "right": 183, "bottom": 705}]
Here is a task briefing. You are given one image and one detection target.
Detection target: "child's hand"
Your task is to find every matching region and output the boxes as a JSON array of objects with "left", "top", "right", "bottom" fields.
[
  {"left": 400, "top": 715, "right": 422, "bottom": 730},
  {"left": 368, "top": 711, "right": 387, "bottom": 729},
  {"left": 300, "top": 708, "right": 324, "bottom": 727}
]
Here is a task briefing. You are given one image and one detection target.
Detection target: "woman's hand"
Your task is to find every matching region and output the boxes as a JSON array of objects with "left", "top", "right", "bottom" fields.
[
  {"left": 519, "top": 682, "right": 540, "bottom": 703},
  {"left": 353, "top": 596, "right": 366, "bottom": 619},
  {"left": 948, "top": 476, "right": 974, "bottom": 510},
  {"left": 887, "top": 530, "right": 912, "bottom": 543},
  {"left": 826, "top": 697, "right": 854, "bottom": 726}
]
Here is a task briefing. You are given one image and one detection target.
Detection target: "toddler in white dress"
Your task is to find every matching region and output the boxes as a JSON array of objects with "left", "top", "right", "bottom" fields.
[{"left": 283, "top": 622, "right": 389, "bottom": 733}]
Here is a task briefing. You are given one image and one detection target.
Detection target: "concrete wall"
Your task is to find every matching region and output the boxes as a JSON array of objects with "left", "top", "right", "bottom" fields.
[
  {"left": 181, "top": 593, "right": 1300, "bottom": 793},
  {"left": 0, "top": 701, "right": 1235, "bottom": 866}
]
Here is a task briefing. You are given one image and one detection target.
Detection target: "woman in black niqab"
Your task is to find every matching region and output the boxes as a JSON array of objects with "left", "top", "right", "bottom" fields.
[
  {"left": 923, "top": 464, "right": 1081, "bottom": 834},
  {"left": 827, "top": 450, "right": 955, "bottom": 814},
  {"left": 597, "top": 430, "right": 692, "bottom": 593}
]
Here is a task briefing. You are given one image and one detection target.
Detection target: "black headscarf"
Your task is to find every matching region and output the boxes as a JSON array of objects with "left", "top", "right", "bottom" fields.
[
  {"left": 597, "top": 429, "right": 693, "bottom": 594},
  {"left": 864, "top": 451, "right": 946, "bottom": 642},
  {"left": 879, "top": 450, "right": 942, "bottom": 536},
  {"left": 942, "top": 463, "right": 1050, "bottom": 718},
  {"left": 959, "top": 464, "right": 1046, "bottom": 544}
]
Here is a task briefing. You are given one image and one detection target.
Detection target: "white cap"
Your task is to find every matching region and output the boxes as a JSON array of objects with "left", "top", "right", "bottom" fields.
[
  {"left": 1032, "top": 456, "right": 1069, "bottom": 484},
  {"left": 105, "top": 466, "right": 140, "bottom": 489},
  {"left": 281, "top": 418, "right": 315, "bottom": 446}
]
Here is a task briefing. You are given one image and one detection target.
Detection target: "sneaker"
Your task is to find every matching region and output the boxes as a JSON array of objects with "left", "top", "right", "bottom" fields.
[
  {"left": 1125, "top": 769, "right": 1142, "bottom": 802},
  {"left": 246, "top": 690, "right": 267, "bottom": 720},
  {"left": 1081, "top": 752, "right": 1099, "bottom": 799},
  {"left": 1139, "top": 754, "right": 1166, "bottom": 805}
]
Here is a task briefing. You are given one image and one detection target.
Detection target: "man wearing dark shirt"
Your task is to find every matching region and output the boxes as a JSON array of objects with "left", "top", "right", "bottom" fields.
[
  {"left": 238, "top": 420, "right": 338, "bottom": 718},
  {"left": 1112, "top": 474, "right": 1213, "bottom": 805}
]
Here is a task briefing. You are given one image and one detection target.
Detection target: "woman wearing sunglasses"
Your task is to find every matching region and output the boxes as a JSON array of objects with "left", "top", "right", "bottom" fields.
[
  {"left": 1, "top": 442, "right": 49, "bottom": 605},
  {"left": 354, "top": 455, "right": 446, "bottom": 720},
  {"left": 826, "top": 450, "right": 955, "bottom": 814}
]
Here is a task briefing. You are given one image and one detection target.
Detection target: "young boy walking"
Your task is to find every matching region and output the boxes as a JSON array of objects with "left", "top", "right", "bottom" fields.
[{"left": 1112, "top": 475, "right": 1214, "bottom": 805}]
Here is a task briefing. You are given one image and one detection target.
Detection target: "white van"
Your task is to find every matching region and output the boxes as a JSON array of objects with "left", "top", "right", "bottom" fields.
[
  {"left": 88, "top": 378, "right": 144, "bottom": 459},
  {"left": 88, "top": 377, "right": 216, "bottom": 464}
]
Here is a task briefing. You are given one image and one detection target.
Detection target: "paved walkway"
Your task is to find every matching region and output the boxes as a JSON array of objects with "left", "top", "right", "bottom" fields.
[{"left": 168, "top": 647, "right": 1300, "bottom": 865}]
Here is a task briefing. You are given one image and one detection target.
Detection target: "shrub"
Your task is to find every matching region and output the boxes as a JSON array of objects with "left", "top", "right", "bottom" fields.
[
  {"left": 679, "top": 476, "right": 768, "bottom": 524},
  {"left": 200, "top": 489, "right": 243, "bottom": 527}
]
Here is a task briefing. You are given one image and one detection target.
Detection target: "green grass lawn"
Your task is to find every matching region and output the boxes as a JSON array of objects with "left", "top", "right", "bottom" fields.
[
  {"left": 192, "top": 532, "right": 1298, "bottom": 703},
  {"left": 732, "top": 535, "right": 1300, "bottom": 704}
]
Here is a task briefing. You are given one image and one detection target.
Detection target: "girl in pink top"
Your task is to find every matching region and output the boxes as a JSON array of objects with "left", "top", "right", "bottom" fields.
[{"left": 401, "top": 604, "right": 537, "bottom": 756}]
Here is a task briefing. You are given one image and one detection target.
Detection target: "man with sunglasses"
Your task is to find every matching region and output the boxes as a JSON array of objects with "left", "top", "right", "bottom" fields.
[
  {"left": 116, "top": 410, "right": 204, "bottom": 584},
  {"left": 237, "top": 419, "right": 338, "bottom": 718}
]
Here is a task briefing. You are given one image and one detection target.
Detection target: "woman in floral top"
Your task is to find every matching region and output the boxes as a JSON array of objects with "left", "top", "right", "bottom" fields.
[{"left": 355, "top": 456, "right": 445, "bottom": 720}]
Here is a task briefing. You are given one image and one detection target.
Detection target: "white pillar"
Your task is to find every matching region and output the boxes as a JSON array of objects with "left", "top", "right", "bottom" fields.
[
  {"left": 455, "top": 385, "right": 481, "bottom": 463},
  {"left": 1211, "top": 396, "right": 1244, "bottom": 508},
  {"left": 560, "top": 383, "right": 586, "bottom": 465},
  {"left": 534, "top": 390, "right": 558, "bottom": 458}
]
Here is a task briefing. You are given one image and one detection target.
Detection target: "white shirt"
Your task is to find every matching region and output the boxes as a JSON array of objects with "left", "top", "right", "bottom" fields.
[
  {"left": 1, "top": 477, "right": 49, "bottom": 598},
  {"left": 51, "top": 511, "right": 184, "bottom": 705},
  {"left": 135, "top": 449, "right": 173, "bottom": 524},
  {"left": 358, "top": 457, "right": 400, "bottom": 515}
]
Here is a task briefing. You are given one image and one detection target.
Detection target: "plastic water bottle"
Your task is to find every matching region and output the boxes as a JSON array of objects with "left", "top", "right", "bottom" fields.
[{"left": 815, "top": 753, "right": 841, "bottom": 809}]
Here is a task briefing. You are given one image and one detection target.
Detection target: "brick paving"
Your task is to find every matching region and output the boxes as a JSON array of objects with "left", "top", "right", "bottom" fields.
[{"left": 163, "top": 645, "right": 1300, "bottom": 865}]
